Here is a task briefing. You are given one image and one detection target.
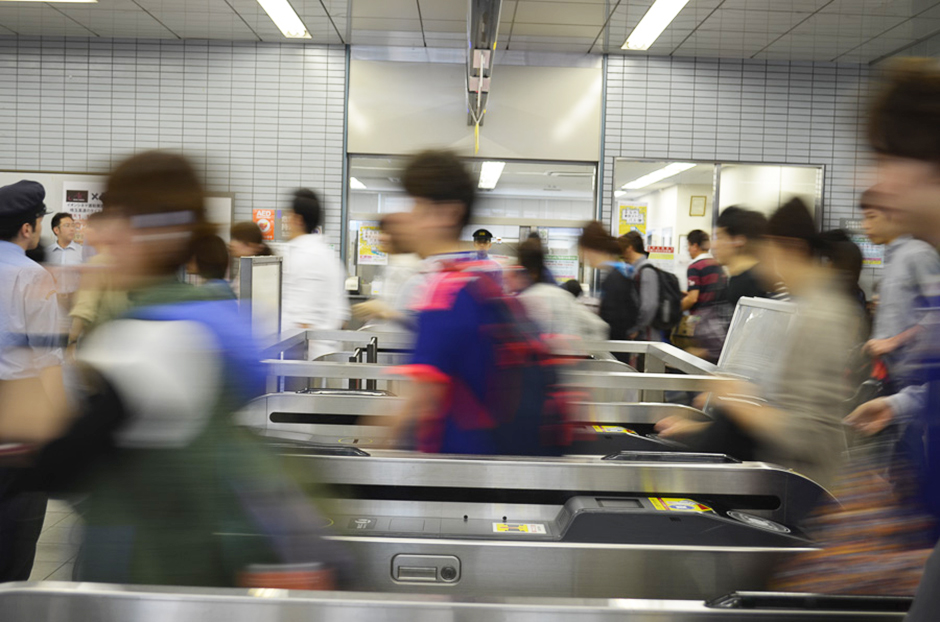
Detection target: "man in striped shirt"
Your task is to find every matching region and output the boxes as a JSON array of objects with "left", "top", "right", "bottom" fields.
[{"left": 682, "top": 229, "right": 727, "bottom": 313}]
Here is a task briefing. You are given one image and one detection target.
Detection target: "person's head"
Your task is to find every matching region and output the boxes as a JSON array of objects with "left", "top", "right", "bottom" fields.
[
  {"left": 517, "top": 237, "right": 549, "bottom": 285},
  {"left": 188, "top": 232, "right": 230, "bottom": 281},
  {"left": 687, "top": 229, "right": 710, "bottom": 258},
  {"left": 818, "top": 229, "right": 863, "bottom": 298},
  {"left": 713, "top": 206, "right": 767, "bottom": 266},
  {"left": 618, "top": 231, "right": 646, "bottom": 263},
  {"left": 578, "top": 221, "right": 621, "bottom": 268},
  {"left": 230, "top": 221, "right": 272, "bottom": 258},
  {"left": 103, "top": 151, "right": 205, "bottom": 281},
  {"left": 859, "top": 189, "right": 905, "bottom": 246},
  {"left": 867, "top": 58, "right": 940, "bottom": 243},
  {"left": 378, "top": 212, "right": 415, "bottom": 256},
  {"left": 561, "top": 279, "right": 583, "bottom": 298},
  {"left": 472, "top": 228, "right": 493, "bottom": 253},
  {"left": 51, "top": 212, "right": 76, "bottom": 246},
  {"left": 402, "top": 150, "right": 475, "bottom": 255},
  {"left": 82, "top": 210, "right": 122, "bottom": 251},
  {"left": 0, "top": 180, "right": 47, "bottom": 251},
  {"left": 764, "top": 197, "right": 818, "bottom": 289},
  {"left": 287, "top": 189, "right": 323, "bottom": 239}
]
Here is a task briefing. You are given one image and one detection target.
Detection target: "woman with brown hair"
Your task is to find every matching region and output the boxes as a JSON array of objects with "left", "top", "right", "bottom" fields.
[
  {"left": 230, "top": 221, "right": 273, "bottom": 258},
  {"left": 578, "top": 221, "right": 638, "bottom": 348}
]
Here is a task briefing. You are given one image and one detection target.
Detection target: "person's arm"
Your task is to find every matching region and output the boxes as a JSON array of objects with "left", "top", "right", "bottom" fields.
[
  {"left": 681, "top": 289, "right": 699, "bottom": 311},
  {"left": 682, "top": 263, "right": 701, "bottom": 311}
]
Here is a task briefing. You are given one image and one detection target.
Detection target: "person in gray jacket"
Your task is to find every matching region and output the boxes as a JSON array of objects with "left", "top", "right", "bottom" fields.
[{"left": 619, "top": 231, "right": 662, "bottom": 342}]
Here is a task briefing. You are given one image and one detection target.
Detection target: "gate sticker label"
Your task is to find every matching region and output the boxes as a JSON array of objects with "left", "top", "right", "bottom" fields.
[
  {"left": 348, "top": 517, "right": 377, "bottom": 530},
  {"left": 591, "top": 425, "right": 638, "bottom": 435},
  {"left": 492, "top": 523, "right": 547, "bottom": 534},
  {"left": 648, "top": 498, "right": 714, "bottom": 513}
]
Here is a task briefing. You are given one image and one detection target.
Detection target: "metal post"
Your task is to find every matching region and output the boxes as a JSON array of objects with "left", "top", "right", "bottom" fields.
[{"left": 366, "top": 336, "right": 378, "bottom": 391}]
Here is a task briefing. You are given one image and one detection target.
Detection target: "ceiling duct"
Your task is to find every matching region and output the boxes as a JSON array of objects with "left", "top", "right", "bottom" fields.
[{"left": 467, "top": 0, "right": 503, "bottom": 150}]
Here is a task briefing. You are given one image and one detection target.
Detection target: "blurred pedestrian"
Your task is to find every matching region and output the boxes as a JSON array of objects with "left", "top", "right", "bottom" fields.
[
  {"left": 514, "top": 238, "right": 583, "bottom": 339},
  {"left": 712, "top": 206, "right": 769, "bottom": 308},
  {"left": 619, "top": 231, "right": 663, "bottom": 342},
  {"left": 188, "top": 232, "right": 236, "bottom": 300},
  {"left": 383, "top": 150, "right": 571, "bottom": 456},
  {"left": 352, "top": 212, "right": 421, "bottom": 330},
  {"left": 281, "top": 189, "right": 350, "bottom": 360},
  {"left": 681, "top": 229, "right": 726, "bottom": 313},
  {"left": 45, "top": 212, "right": 84, "bottom": 335}
]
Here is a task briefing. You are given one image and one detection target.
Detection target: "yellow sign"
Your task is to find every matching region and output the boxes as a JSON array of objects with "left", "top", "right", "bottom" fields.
[
  {"left": 591, "top": 425, "right": 638, "bottom": 435},
  {"left": 492, "top": 523, "right": 547, "bottom": 534},
  {"left": 648, "top": 497, "right": 714, "bottom": 513},
  {"left": 358, "top": 224, "right": 387, "bottom": 266},
  {"left": 617, "top": 202, "right": 647, "bottom": 236}
]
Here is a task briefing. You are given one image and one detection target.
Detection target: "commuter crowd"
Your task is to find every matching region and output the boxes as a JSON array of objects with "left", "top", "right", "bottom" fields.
[{"left": 1, "top": 57, "right": 940, "bottom": 620}]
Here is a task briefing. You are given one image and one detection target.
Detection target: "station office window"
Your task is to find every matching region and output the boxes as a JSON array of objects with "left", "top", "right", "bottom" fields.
[{"left": 347, "top": 155, "right": 597, "bottom": 295}]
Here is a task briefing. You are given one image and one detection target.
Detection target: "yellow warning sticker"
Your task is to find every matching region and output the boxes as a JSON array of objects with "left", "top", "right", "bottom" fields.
[
  {"left": 591, "top": 425, "right": 638, "bottom": 435},
  {"left": 648, "top": 497, "right": 714, "bottom": 513},
  {"left": 492, "top": 523, "right": 548, "bottom": 534}
]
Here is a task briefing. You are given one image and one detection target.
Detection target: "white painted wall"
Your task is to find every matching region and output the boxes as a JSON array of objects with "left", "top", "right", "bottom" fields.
[{"left": 348, "top": 59, "right": 602, "bottom": 161}]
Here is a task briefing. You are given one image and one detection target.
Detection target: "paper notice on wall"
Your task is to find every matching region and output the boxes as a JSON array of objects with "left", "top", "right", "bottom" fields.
[
  {"left": 358, "top": 224, "right": 387, "bottom": 266},
  {"left": 647, "top": 246, "right": 676, "bottom": 273},
  {"left": 840, "top": 218, "right": 883, "bottom": 267},
  {"left": 616, "top": 201, "right": 647, "bottom": 237},
  {"left": 62, "top": 181, "right": 105, "bottom": 245},
  {"left": 252, "top": 209, "right": 276, "bottom": 241},
  {"left": 545, "top": 254, "right": 579, "bottom": 283}
]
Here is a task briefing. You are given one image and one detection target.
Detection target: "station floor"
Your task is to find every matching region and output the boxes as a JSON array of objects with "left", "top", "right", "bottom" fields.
[{"left": 29, "top": 499, "right": 81, "bottom": 581}]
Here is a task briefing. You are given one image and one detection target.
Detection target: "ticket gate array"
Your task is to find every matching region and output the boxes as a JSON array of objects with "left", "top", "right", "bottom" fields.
[{"left": 0, "top": 583, "right": 910, "bottom": 621}]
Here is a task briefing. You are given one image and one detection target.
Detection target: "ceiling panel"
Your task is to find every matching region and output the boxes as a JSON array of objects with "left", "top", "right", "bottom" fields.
[
  {"left": 421, "top": 19, "right": 467, "bottom": 34},
  {"left": 134, "top": 0, "right": 260, "bottom": 40},
  {"left": 757, "top": 11, "right": 910, "bottom": 60},
  {"left": 417, "top": 0, "right": 467, "bottom": 21},
  {"left": 719, "top": 0, "right": 833, "bottom": 11},
  {"left": 0, "top": 5, "right": 97, "bottom": 37},
  {"left": 513, "top": 1, "right": 611, "bottom": 26},
  {"left": 54, "top": 1, "right": 177, "bottom": 40},
  {"left": 225, "top": 0, "right": 342, "bottom": 43},
  {"left": 352, "top": 0, "right": 418, "bottom": 20}
]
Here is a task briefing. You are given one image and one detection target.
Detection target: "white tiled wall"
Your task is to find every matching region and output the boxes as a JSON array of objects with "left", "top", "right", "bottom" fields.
[
  {"left": 603, "top": 56, "right": 873, "bottom": 230},
  {"left": 0, "top": 37, "right": 346, "bottom": 250}
]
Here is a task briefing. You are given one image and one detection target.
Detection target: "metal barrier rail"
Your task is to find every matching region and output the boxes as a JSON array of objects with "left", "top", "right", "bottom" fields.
[{"left": 0, "top": 584, "right": 908, "bottom": 621}]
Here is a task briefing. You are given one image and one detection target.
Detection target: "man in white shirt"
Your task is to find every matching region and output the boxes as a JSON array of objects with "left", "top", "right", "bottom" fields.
[
  {"left": 45, "top": 213, "right": 84, "bottom": 333},
  {"left": 281, "top": 189, "right": 350, "bottom": 361}
]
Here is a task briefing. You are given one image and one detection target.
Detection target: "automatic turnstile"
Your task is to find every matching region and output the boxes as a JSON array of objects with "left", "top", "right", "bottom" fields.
[
  {"left": 0, "top": 584, "right": 909, "bottom": 621},
  {"left": 270, "top": 444, "right": 832, "bottom": 599}
]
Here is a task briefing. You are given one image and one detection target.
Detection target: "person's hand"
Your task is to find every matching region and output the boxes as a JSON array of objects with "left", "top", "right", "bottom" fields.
[
  {"left": 656, "top": 415, "right": 709, "bottom": 439},
  {"left": 845, "top": 397, "right": 895, "bottom": 436},
  {"left": 865, "top": 338, "right": 898, "bottom": 358},
  {"left": 352, "top": 300, "right": 392, "bottom": 322}
]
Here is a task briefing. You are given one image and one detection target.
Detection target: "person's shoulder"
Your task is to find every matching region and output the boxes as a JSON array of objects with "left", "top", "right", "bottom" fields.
[{"left": 901, "top": 237, "right": 940, "bottom": 258}]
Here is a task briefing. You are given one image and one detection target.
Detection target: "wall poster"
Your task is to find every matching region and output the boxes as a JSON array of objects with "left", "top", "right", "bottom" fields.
[
  {"left": 357, "top": 224, "right": 387, "bottom": 266},
  {"left": 616, "top": 201, "right": 647, "bottom": 237},
  {"left": 62, "top": 180, "right": 105, "bottom": 245}
]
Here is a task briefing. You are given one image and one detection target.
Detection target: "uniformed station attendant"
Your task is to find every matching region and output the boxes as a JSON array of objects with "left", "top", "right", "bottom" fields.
[{"left": 0, "top": 180, "right": 65, "bottom": 581}]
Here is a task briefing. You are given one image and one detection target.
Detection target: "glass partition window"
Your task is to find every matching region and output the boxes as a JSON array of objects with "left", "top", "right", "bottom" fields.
[
  {"left": 717, "top": 164, "right": 822, "bottom": 217},
  {"left": 347, "top": 155, "right": 597, "bottom": 294}
]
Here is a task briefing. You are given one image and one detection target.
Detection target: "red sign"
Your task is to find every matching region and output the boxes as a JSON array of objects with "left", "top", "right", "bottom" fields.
[{"left": 252, "top": 209, "right": 275, "bottom": 241}]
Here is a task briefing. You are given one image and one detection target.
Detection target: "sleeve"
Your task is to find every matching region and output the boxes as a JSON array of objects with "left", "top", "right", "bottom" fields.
[
  {"left": 23, "top": 270, "right": 63, "bottom": 369},
  {"left": 687, "top": 262, "right": 702, "bottom": 292},
  {"left": 885, "top": 384, "right": 927, "bottom": 424},
  {"left": 400, "top": 287, "right": 476, "bottom": 385},
  {"left": 630, "top": 266, "right": 659, "bottom": 334},
  {"left": 912, "top": 244, "right": 940, "bottom": 311}
]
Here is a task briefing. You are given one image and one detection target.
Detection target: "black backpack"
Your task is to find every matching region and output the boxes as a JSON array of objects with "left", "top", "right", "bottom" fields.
[{"left": 638, "top": 263, "right": 683, "bottom": 331}]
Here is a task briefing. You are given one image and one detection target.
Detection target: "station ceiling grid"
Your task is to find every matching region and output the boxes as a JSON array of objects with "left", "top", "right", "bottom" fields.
[{"left": 0, "top": 0, "right": 937, "bottom": 63}]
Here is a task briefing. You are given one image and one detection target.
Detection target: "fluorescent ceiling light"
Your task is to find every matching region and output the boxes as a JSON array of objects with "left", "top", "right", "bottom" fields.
[
  {"left": 621, "top": 162, "right": 696, "bottom": 190},
  {"left": 257, "top": 0, "right": 311, "bottom": 39},
  {"left": 478, "top": 161, "right": 505, "bottom": 190},
  {"left": 614, "top": 190, "right": 626, "bottom": 198},
  {"left": 349, "top": 177, "right": 366, "bottom": 190},
  {"left": 622, "top": 0, "right": 690, "bottom": 51}
]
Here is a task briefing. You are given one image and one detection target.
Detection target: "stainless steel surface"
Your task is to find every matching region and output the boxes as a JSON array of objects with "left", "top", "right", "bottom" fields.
[
  {"left": 0, "top": 584, "right": 907, "bottom": 621},
  {"left": 284, "top": 452, "right": 828, "bottom": 526}
]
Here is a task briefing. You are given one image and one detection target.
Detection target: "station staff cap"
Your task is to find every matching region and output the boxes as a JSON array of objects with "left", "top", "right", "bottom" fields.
[
  {"left": 0, "top": 180, "right": 47, "bottom": 220},
  {"left": 472, "top": 228, "right": 493, "bottom": 242}
]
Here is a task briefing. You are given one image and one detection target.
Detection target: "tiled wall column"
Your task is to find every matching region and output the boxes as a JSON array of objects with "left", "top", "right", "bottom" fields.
[{"left": 0, "top": 37, "right": 346, "bottom": 250}]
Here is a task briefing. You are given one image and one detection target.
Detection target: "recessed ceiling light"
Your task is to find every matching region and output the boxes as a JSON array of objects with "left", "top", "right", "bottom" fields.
[
  {"left": 478, "top": 161, "right": 505, "bottom": 190},
  {"left": 257, "top": 0, "right": 311, "bottom": 39},
  {"left": 349, "top": 177, "right": 366, "bottom": 190},
  {"left": 621, "top": 162, "right": 696, "bottom": 190},
  {"left": 622, "top": 0, "right": 690, "bottom": 51}
]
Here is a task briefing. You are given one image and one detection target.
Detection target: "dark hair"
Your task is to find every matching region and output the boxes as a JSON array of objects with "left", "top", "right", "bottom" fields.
[
  {"left": 292, "top": 188, "right": 323, "bottom": 234},
  {"left": 0, "top": 214, "right": 38, "bottom": 242},
  {"left": 191, "top": 233, "right": 230, "bottom": 280},
  {"left": 402, "top": 150, "right": 475, "bottom": 230},
  {"left": 767, "top": 197, "right": 818, "bottom": 257},
  {"left": 561, "top": 279, "right": 583, "bottom": 298},
  {"left": 518, "top": 238, "right": 550, "bottom": 284},
  {"left": 230, "top": 221, "right": 273, "bottom": 255},
  {"left": 579, "top": 221, "right": 620, "bottom": 256},
  {"left": 869, "top": 58, "right": 940, "bottom": 164},
  {"left": 51, "top": 212, "right": 73, "bottom": 231},
  {"left": 619, "top": 231, "right": 645, "bottom": 256},
  {"left": 104, "top": 151, "right": 206, "bottom": 272},
  {"left": 819, "top": 229, "right": 863, "bottom": 290},
  {"left": 716, "top": 206, "right": 767, "bottom": 242},
  {"left": 688, "top": 229, "right": 710, "bottom": 248}
]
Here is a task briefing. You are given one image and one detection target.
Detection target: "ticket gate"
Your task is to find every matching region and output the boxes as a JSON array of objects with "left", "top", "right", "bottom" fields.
[
  {"left": 0, "top": 584, "right": 911, "bottom": 621},
  {"left": 269, "top": 443, "right": 833, "bottom": 599}
]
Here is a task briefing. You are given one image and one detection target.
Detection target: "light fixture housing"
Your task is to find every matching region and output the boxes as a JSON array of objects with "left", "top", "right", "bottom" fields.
[
  {"left": 257, "top": 0, "right": 311, "bottom": 39},
  {"left": 349, "top": 177, "right": 367, "bottom": 190},
  {"left": 621, "top": 162, "right": 696, "bottom": 190},
  {"left": 478, "top": 161, "right": 506, "bottom": 190},
  {"left": 622, "top": 0, "right": 690, "bottom": 51}
]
